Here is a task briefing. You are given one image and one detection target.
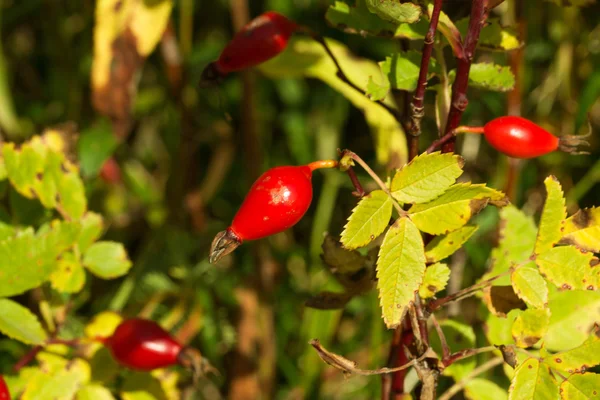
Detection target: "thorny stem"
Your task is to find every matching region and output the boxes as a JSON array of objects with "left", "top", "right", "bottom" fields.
[
  {"left": 441, "top": 0, "right": 490, "bottom": 154},
  {"left": 438, "top": 358, "right": 504, "bottom": 400},
  {"left": 407, "top": 0, "right": 445, "bottom": 160}
]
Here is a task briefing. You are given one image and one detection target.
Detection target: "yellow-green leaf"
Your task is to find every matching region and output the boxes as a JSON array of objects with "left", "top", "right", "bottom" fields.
[
  {"left": 419, "top": 263, "right": 450, "bottom": 299},
  {"left": 560, "top": 207, "right": 600, "bottom": 253},
  {"left": 560, "top": 373, "right": 600, "bottom": 400},
  {"left": 77, "top": 384, "right": 116, "bottom": 400},
  {"left": 409, "top": 183, "right": 508, "bottom": 235},
  {"left": 0, "top": 299, "right": 47, "bottom": 345},
  {"left": 508, "top": 358, "right": 559, "bottom": 400},
  {"left": 425, "top": 225, "right": 478, "bottom": 263},
  {"left": 22, "top": 358, "right": 90, "bottom": 400},
  {"left": 78, "top": 212, "right": 104, "bottom": 252},
  {"left": 50, "top": 251, "right": 86, "bottom": 293},
  {"left": 378, "top": 51, "right": 439, "bottom": 92},
  {"left": 376, "top": 217, "right": 426, "bottom": 329},
  {"left": 341, "top": 190, "right": 393, "bottom": 249},
  {"left": 391, "top": 152, "right": 464, "bottom": 204},
  {"left": 512, "top": 266, "right": 549, "bottom": 309},
  {"left": 83, "top": 241, "right": 132, "bottom": 279},
  {"left": 365, "top": 0, "right": 421, "bottom": 24},
  {"left": 456, "top": 18, "right": 521, "bottom": 51},
  {"left": 512, "top": 308, "right": 550, "bottom": 348},
  {"left": 465, "top": 378, "right": 508, "bottom": 400},
  {"left": 535, "top": 176, "right": 566, "bottom": 255},
  {"left": 536, "top": 247, "right": 599, "bottom": 291},
  {"left": 545, "top": 330, "right": 600, "bottom": 373}
]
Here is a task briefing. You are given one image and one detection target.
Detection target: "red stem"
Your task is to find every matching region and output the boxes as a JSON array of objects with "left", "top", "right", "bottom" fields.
[{"left": 441, "top": 0, "right": 490, "bottom": 154}]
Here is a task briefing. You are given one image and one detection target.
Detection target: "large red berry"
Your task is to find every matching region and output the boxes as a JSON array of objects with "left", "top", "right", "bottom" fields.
[
  {"left": 209, "top": 160, "right": 337, "bottom": 263},
  {"left": 482, "top": 116, "right": 590, "bottom": 159},
  {"left": 0, "top": 376, "right": 9, "bottom": 400},
  {"left": 106, "top": 318, "right": 182, "bottom": 371},
  {"left": 201, "top": 11, "right": 298, "bottom": 82}
]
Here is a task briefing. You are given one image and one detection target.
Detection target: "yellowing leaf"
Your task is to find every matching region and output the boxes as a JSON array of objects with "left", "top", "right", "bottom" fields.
[
  {"left": 559, "top": 373, "right": 600, "bottom": 400},
  {"left": 512, "top": 308, "right": 550, "bottom": 348},
  {"left": 22, "top": 358, "right": 90, "bottom": 400},
  {"left": 50, "top": 251, "right": 86, "bottom": 293},
  {"left": 419, "top": 263, "right": 450, "bottom": 299},
  {"left": 376, "top": 217, "right": 426, "bottom": 328},
  {"left": 0, "top": 299, "right": 47, "bottom": 345},
  {"left": 508, "top": 358, "right": 559, "bottom": 399},
  {"left": 85, "top": 311, "right": 123, "bottom": 340},
  {"left": 341, "top": 190, "right": 393, "bottom": 250},
  {"left": 536, "top": 247, "right": 599, "bottom": 291},
  {"left": 560, "top": 207, "right": 600, "bottom": 253},
  {"left": 425, "top": 225, "right": 478, "bottom": 263},
  {"left": 391, "top": 152, "right": 464, "bottom": 204},
  {"left": 408, "top": 183, "right": 508, "bottom": 235},
  {"left": 535, "top": 176, "right": 566, "bottom": 255},
  {"left": 511, "top": 266, "right": 549, "bottom": 309},
  {"left": 545, "top": 330, "right": 600, "bottom": 373}
]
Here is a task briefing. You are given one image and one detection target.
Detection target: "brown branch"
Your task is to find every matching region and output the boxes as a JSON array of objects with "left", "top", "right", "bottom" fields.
[{"left": 441, "top": 0, "right": 490, "bottom": 154}]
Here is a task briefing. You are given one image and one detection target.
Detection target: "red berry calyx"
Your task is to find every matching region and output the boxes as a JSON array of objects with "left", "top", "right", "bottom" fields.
[
  {"left": 209, "top": 228, "right": 242, "bottom": 264},
  {"left": 557, "top": 118, "right": 592, "bottom": 155}
]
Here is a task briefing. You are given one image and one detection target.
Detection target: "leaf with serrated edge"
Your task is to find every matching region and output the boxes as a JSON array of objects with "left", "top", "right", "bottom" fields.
[
  {"left": 560, "top": 373, "right": 600, "bottom": 400},
  {"left": 560, "top": 207, "right": 600, "bottom": 253},
  {"left": 341, "top": 190, "right": 393, "bottom": 250},
  {"left": 483, "top": 206, "right": 537, "bottom": 286},
  {"left": 409, "top": 183, "right": 508, "bottom": 235},
  {"left": 365, "top": 0, "right": 421, "bottom": 24},
  {"left": 467, "top": 63, "right": 515, "bottom": 92},
  {"left": 425, "top": 225, "right": 478, "bottom": 263},
  {"left": 83, "top": 241, "right": 132, "bottom": 279},
  {"left": 391, "top": 152, "right": 463, "bottom": 204},
  {"left": 508, "top": 358, "right": 559, "bottom": 399},
  {"left": 511, "top": 266, "right": 548, "bottom": 309},
  {"left": 512, "top": 308, "right": 550, "bottom": 348},
  {"left": 376, "top": 217, "right": 426, "bottom": 328},
  {"left": 536, "top": 246, "right": 599, "bottom": 291},
  {"left": 545, "top": 329, "right": 600, "bottom": 373},
  {"left": 535, "top": 176, "right": 566, "bottom": 255},
  {"left": 0, "top": 299, "right": 48, "bottom": 345},
  {"left": 419, "top": 263, "right": 450, "bottom": 299}
]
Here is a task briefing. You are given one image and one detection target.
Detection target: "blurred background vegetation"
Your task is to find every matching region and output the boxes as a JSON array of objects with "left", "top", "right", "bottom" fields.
[{"left": 0, "top": 0, "right": 599, "bottom": 398}]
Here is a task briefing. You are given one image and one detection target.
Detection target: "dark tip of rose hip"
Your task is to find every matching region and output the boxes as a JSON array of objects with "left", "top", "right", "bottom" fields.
[
  {"left": 209, "top": 229, "right": 242, "bottom": 264},
  {"left": 177, "top": 347, "right": 219, "bottom": 382},
  {"left": 199, "top": 62, "right": 223, "bottom": 87}
]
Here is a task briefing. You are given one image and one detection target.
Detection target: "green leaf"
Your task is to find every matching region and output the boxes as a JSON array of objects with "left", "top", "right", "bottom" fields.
[
  {"left": 50, "top": 251, "right": 86, "bottom": 293},
  {"left": 465, "top": 63, "right": 516, "bottom": 92},
  {"left": 419, "top": 263, "right": 450, "bottom": 299},
  {"left": 366, "top": 76, "right": 389, "bottom": 101},
  {"left": 511, "top": 266, "right": 549, "bottom": 309},
  {"left": 77, "top": 384, "right": 116, "bottom": 400},
  {"left": 78, "top": 212, "right": 104, "bottom": 253},
  {"left": 341, "top": 190, "right": 393, "bottom": 250},
  {"left": 456, "top": 18, "right": 521, "bottom": 51},
  {"left": 560, "top": 373, "right": 600, "bottom": 400},
  {"left": 465, "top": 378, "right": 508, "bottom": 400},
  {"left": 380, "top": 51, "right": 439, "bottom": 92},
  {"left": 365, "top": 0, "right": 421, "bottom": 24},
  {"left": 485, "top": 309, "right": 520, "bottom": 346},
  {"left": 545, "top": 330, "right": 600, "bottom": 373},
  {"left": 430, "top": 319, "right": 476, "bottom": 381},
  {"left": 546, "top": 290, "right": 600, "bottom": 351},
  {"left": 0, "top": 299, "right": 47, "bottom": 345},
  {"left": 77, "top": 121, "right": 118, "bottom": 177},
  {"left": 484, "top": 206, "right": 538, "bottom": 286},
  {"left": 409, "top": 183, "right": 508, "bottom": 235},
  {"left": 560, "top": 207, "right": 600, "bottom": 253},
  {"left": 0, "top": 221, "right": 80, "bottom": 297},
  {"left": 508, "top": 358, "right": 559, "bottom": 400},
  {"left": 259, "top": 36, "right": 407, "bottom": 167},
  {"left": 425, "top": 225, "right": 478, "bottom": 263},
  {"left": 536, "top": 246, "right": 599, "bottom": 291},
  {"left": 512, "top": 308, "right": 550, "bottom": 348},
  {"left": 391, "top": 152, "right": 463, "bottom": 204},
  {"left": 83, "top": 241, "right": 132, "bottom": 279},
  {"left": 535, "top": 176, "right": 567, "bottom": 255},
  {"left": 376, "top": 217, "right": 426, "bottom": 328}
]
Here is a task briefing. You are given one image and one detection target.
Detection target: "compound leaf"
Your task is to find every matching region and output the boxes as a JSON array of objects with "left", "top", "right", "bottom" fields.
[
  {"left": 512, "top": 266, "right": 549, "bottom": 309},
  {"left": 535, "top": 176, "right": 566, "bottom": 255},
  {"left": 376, "top": 217, "right": 426, "bottom": 329},
  {"left": 508, "top": 358, "right": 559, "bottom": 400},
  {"left": 425, "top": 225, "right": 478, "bottom": 263},
  {"left": 0, "top": 298, "right": 47, "bottom": 345},
  {"left": 536, "top": 247, "right": 599, "bottom": 291},
  {"left": 559, "top": 207, "right": 600, "bottom": 253},
  {"left": 341, "top": 190, "right": 393, "bottom": 249}
]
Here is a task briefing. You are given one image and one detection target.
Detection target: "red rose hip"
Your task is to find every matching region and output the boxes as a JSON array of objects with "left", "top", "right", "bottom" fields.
[
  {"left": 0, "top": 376, "right": 10, "bottom": 400},
  {"left": 209, "top": 160, "right": 338, "bottom": 263}
]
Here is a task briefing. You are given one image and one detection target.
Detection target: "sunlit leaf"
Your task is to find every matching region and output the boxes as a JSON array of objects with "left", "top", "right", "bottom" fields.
[
  {"left": 425, "top": 225, "right": 478, "bottom": 263},
  {"left": 379, "top": 51, "right": 439, "bottom": 92},
  {"left": 22, "top": 358, "right": 90, "bottom": 400},
  {"left": 536, "top": 246, "right": 599, "bottom": 291},
  {"left": 409, "top": 183, "right": 508, "bottom": 235},
  {"left": 559, "top": 373, "right": 600, "bottom": 400},
  {"left": 465, "top": 378, "right": 508, "bottom": 400},
  {"left": 449, "top": 63, "right": 515, "bottom": 92},
  {"left": 508, "top": 358, "right": 559, "bottom": 399},
  {"left": 50, "top": 251, "right": 86, "bottom": 293},
  {"left": 78, "top": 212, "right": 104, "bottom": 253},
  {"left": 341, "top": 190, "right": 393, "bottom": 250},
  {"left": 560, "top": 207, "right": 600, "bottom": 253},
  {"left": 419, "top": 263, "right": 450, "bottom": 299},
  {"left": 512, "top": 308, "right": 550, "bottom": 348},
  {"left": 365, "top": 0, "right": 421, "bottom": 24},
  {"left": 456, "top": 18, "right": 521, "bottom": 51},
  {"left": 376, "top": 217, "right": 426, "bottom": 328},
  {"left": 83, "top": 241, "right": 132, "bottom": 279},
  {"left": 0, "top": 298, "right": 47, "bottom": 345},
  {"left": 535, "top": 176, "right": 566, "bottom": 255},
  {"left": 77, "top": 384, "right": 116, "bottom": 400},
  {"left": 391, "top": 152, "right": 463, "bottom": 204},
  {"left": 545, "top": 330, "right": 600, "bottom": 373},
  {"left": 511, "top": 266, "right": 549, "bottom": 309}
]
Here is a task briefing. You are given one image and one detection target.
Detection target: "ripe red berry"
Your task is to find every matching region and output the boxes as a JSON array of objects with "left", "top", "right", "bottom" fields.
[
  {"left": 201, "top": 11, "right": 298, "bottom": 83},
  {"left": 99, "top": 157, "right": 122, "bottom": 185},
  {"left": 105, "top": 318, "right": 182, "bottom": 371},
  {"left": 209, "top": 160, "right": 338, "bottom": 263},
  {"left": 482, "top": 116, "right": 590, "bottom": 159},
  {"left": 0, "top": 376, "right": 10, "bottom": 400}
]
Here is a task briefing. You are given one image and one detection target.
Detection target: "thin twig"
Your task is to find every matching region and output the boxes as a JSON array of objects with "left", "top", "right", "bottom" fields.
[
  {"left": 438, "top": 358, "right": 504, "bottom": 400},
  {"left": 431, "top": 314, "right": 450, "bottom": 361},
  {"left": 444, "top": 346, "right": 498, "bottom": 367}
]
